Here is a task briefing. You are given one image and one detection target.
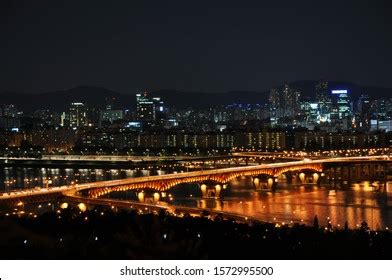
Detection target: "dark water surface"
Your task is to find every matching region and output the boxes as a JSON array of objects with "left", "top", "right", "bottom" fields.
[{"left": 168, "top": 177, "right": 392, "bottom": 230}]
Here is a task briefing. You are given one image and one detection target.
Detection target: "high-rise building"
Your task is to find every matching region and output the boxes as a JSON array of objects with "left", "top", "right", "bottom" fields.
[
  {"left": 269, "top": 88, "right": 280, "bottom": 109},
  {"left": 333, "top": 90, "right": 352, "bottom": 119},
  {"left": 329, "top": 89, "right": 352, "bottom": 120},
  {"left": 370, "top": 99, "right": 387, "bottom": 119},
  {"left": 301, "top": 102, "right": 319, "bottom": 124},
  {"left": 357, "top": 95, "right": 370, "bottom": 114},
  {"left": 136, "top": 92, "right": 155, "bottom": 122},
  {"left": 69, "top": 102, "right": 88, "bottom": 128},
  {"left": 269, "top": 85, "right": 300, "bottom": 126},
  {"left": 269, "top": 89, "right": 282, "bottom": 126},
  {"left": 33, "top": 109, "right": 61, "bottom": 127},
  {"left": 315, "top": 80, "right": 332, "bottom": 122},
  {"left": 357, "top": 94, "right": 371, "bottom": 129},
  {"left": 100, "top": 110, "right": 124, "bottom": 126},
  {"left": 282, "top": 84, "right": 300, "bottom": 118},
  {"left": 0, "top": 104, "right": 19, "bottom": 117},
  {"left": 60, "top": 112, "right": 68, "bottom": 127},
  {"left": 152, "top": 97, "right": 166, "bottom": 122},
  {"left": 316, "top": 80, "right": 329, "bottom": 103},
  {"left": 136, "top": 92, "right": 166, "bottom": 124},
  {"left": 0, "top": 104, "right": 21, "bottom": 130}
]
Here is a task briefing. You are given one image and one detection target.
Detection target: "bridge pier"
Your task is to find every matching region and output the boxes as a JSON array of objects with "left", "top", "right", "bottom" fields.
[
  {"left": 252, "top": 177, "right": 262, "bottom": 191},
  {"left": 200, "top": 183, "right": 222, "bottom": 199},
  {"left": 252, "top": 176, "right": 277, "bottom": 191},
  {"left": 298, "top": 172, "right": 321, "bottom": 185},
  {"left": 137, "top": 191, "right": 161, "bottom": 203},
  {"left": 312, "top": 172, "right": 321, "bottom": 185},
  {"left": 285, "top": 172, "right": 293, "bottom": 184},
  {"left": 267, "top": 177, "right": 278, "bottom": 191}
]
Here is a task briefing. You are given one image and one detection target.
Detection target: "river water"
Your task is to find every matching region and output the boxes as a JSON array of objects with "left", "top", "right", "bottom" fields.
[
  {"left": 0, "top": 167, "right": 163, "bottom": 192},
  {"left": 168, "top": 177, "right": 392, "bottom": 230},
  {"left": 2, "top": 167, "right": 392, "bottom": 229}
]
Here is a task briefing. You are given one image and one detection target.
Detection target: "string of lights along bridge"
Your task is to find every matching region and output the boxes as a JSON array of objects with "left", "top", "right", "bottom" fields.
[{"left": 2, "top": 155, "right": 391, "bottom": 202}]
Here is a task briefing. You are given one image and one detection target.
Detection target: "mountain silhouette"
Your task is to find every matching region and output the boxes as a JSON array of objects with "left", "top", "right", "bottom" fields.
[{"left": 0, "top": 81, "right": 391, "bottom": 113}]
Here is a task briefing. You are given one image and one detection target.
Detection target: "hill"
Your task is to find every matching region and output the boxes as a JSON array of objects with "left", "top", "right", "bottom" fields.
[{"left": 0, "top": 81, "right": 391, "bottom": 113}]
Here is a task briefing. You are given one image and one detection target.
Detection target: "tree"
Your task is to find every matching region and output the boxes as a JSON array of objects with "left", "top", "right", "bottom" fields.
[
  {"left": 313, "top": 215, "right": 319, "bottom": 229},
  {"left": 360, "top": 221, "right": 369, "bottom": 231},
  {"left": 327, "top": 219, "right": 333, "bottom": 231}
]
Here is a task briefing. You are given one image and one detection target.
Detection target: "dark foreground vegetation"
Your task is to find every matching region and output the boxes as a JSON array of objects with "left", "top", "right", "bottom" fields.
[{"left": 1, "top": 207, "right": 392, "bottom": 259}]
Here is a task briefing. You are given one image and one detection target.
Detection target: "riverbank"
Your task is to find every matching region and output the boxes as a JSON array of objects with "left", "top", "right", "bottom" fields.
[{"left": 1, "top": 206, "right": 391, "bottom": 259}]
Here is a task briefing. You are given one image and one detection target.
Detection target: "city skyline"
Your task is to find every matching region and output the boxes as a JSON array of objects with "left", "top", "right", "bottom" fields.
[
  {"left": 2, "top": 0, "right": 392, "bottom": 265},
  {"left": 0, "top": 78, "right": 391, "bottom": 155}
]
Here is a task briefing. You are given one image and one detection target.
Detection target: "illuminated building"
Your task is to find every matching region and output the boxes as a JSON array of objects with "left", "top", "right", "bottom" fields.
[
  {"left": 152, "top": 97, "right": 166, "bottom": 123},
  {"left": 69, "top": 102, "right": 88, "bottom": 128},
  {"left": 136, "top": 92, "right": 166, "bottom": 124},
  {"left": 269, "top": 85, "right": 300, "bottom": 126},
  {"left": 136, "top": 92, "right": 154, "bottom": 122},
  {"left": 356, "top": 94, "right": 371, "bottom": 129},
  {"left": 315, "top": 80, "right": 332, "bottom": 123},
  {"left": 24, "top": 128, "right": 78, "bottom": 151},
  {"left": 331, "top": 89, "right": 352, "bottom": 119},
  {"left": 0, "top": 104, "right": 19, "bottom": 117},
  {"left": 0, "top": 104, "right": 21, "bottom": 130},
  {"left": 282, "top": 84, "right": 300, "bottom": 118},
  {"left": 99, "top": 110, "right": 124, "bottom": 126},
  {"left": 269, "top": 88, "right": 282, "bottom": 126},
  {"left": 295, "top": 130, "right": 385, "bottom": 149},
  {"left": 301, "top": 102, "right": 319, "bottom": 125},
  {"left": 370, "top": 119, "right": 392, "bottom": 132},
  {"left": 33, "top": 109, "right": 61, "bottom": 127}
]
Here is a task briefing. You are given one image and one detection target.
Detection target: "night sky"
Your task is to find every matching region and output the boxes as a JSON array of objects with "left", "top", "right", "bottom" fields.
[{"left": 1, "top": 0, "right": 391, "bottom": 94}]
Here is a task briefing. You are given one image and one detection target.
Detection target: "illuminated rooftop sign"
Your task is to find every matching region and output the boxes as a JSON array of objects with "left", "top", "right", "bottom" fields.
[{"left": 331, "top": 89, "right": 348, "bottom": 94}]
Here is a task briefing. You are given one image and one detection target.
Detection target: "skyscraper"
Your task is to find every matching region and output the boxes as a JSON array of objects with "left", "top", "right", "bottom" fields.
[
  {"left": 315, "top": 80, "right": 332, "bottom": 123},
  {"left": 334, "top": 90, "right": 352, "bottom": 119},
  {"left": 136, "top": 92, "right": 155, "bottom": 122},
  {"left": 152, "top": 97, "right": 166, "bottom": 123},
  {"left": 357, "top": 94, "right": 371, "bottom": 129},
  {"left": 282, "top": 84, "right": 300, "bottom": 118},
  {"left": 269, "top": 88, "right": 282, "bottom": 126},
  {"left": 269, "top": 85, "right": 300, "bottom": 126},
  {"left": 136, "top": 91, "right": 166, "bottom": 124},
  {"left": 315, "top": 80, "right": 329, "bottom": 103},
  {"left": 69, "top": 102, "right": 88, "bottom": 128}
]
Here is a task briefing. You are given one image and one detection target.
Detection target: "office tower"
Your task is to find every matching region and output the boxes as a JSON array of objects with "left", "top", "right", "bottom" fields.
[
  {"left": 357, "top": 94, "right": 371, "bottom": 129},
  {"left": 136, "top": 92, "right": 154, "bottom": 122},
  {"left": 282, "top": 84, "right": 300, "bottom": 118},
  {"left": 269, "top": 88, "right": 281, "bottom": 126},
  {"left": 69, "top": 102, "right": 88, "bottom": 128},
  {"left": 136, "top": 91, "right": 166, "bottom": 124},
  {"left": 152, "top": 97, "right": 166, "bottom": 122},
  {"left": 316, "top": 80, "right": 332, "bottom": 122}
]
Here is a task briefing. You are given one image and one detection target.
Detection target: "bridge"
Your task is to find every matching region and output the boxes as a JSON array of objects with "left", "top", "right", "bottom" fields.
[
  {"left": 81, "top": 156, "right": 392, "bottom": 200},
  {"left": 1, "top": 156, "right": 391, "bottom": 205},
  {"left": 83, "top": 161, "right": 323, "bottom": 199},
  {"left": 0, "top": 153, "right": 304, "bottom": 169}
]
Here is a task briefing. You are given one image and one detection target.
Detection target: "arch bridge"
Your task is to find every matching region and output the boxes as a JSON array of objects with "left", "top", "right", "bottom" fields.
[
  {"left": 2, "top": 156, "right": 392, "bottom": 205},
  {"left": 82, "top": 161, "right": 323, "bottom": 200}
]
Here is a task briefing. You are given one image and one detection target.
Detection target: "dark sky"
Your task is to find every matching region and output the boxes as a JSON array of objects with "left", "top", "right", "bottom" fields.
[{"left": 1, "top": 0, "right": 391, "bottom": 94}]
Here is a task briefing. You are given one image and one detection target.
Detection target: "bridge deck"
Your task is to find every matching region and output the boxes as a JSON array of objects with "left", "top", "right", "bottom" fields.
[{"left": 1, "top": 156, "right": 391, "bottom": 201}]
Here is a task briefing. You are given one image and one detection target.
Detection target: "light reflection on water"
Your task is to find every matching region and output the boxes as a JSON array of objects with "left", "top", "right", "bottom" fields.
[
  {"left": 3, "top": 166, "right": 392, "bottom": 230},
  {"left": 170, "top": 177, "right": 392, "bottom": 230},
  {"left": 0, "top": 167, "right": 159, "bottom": 191}
]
